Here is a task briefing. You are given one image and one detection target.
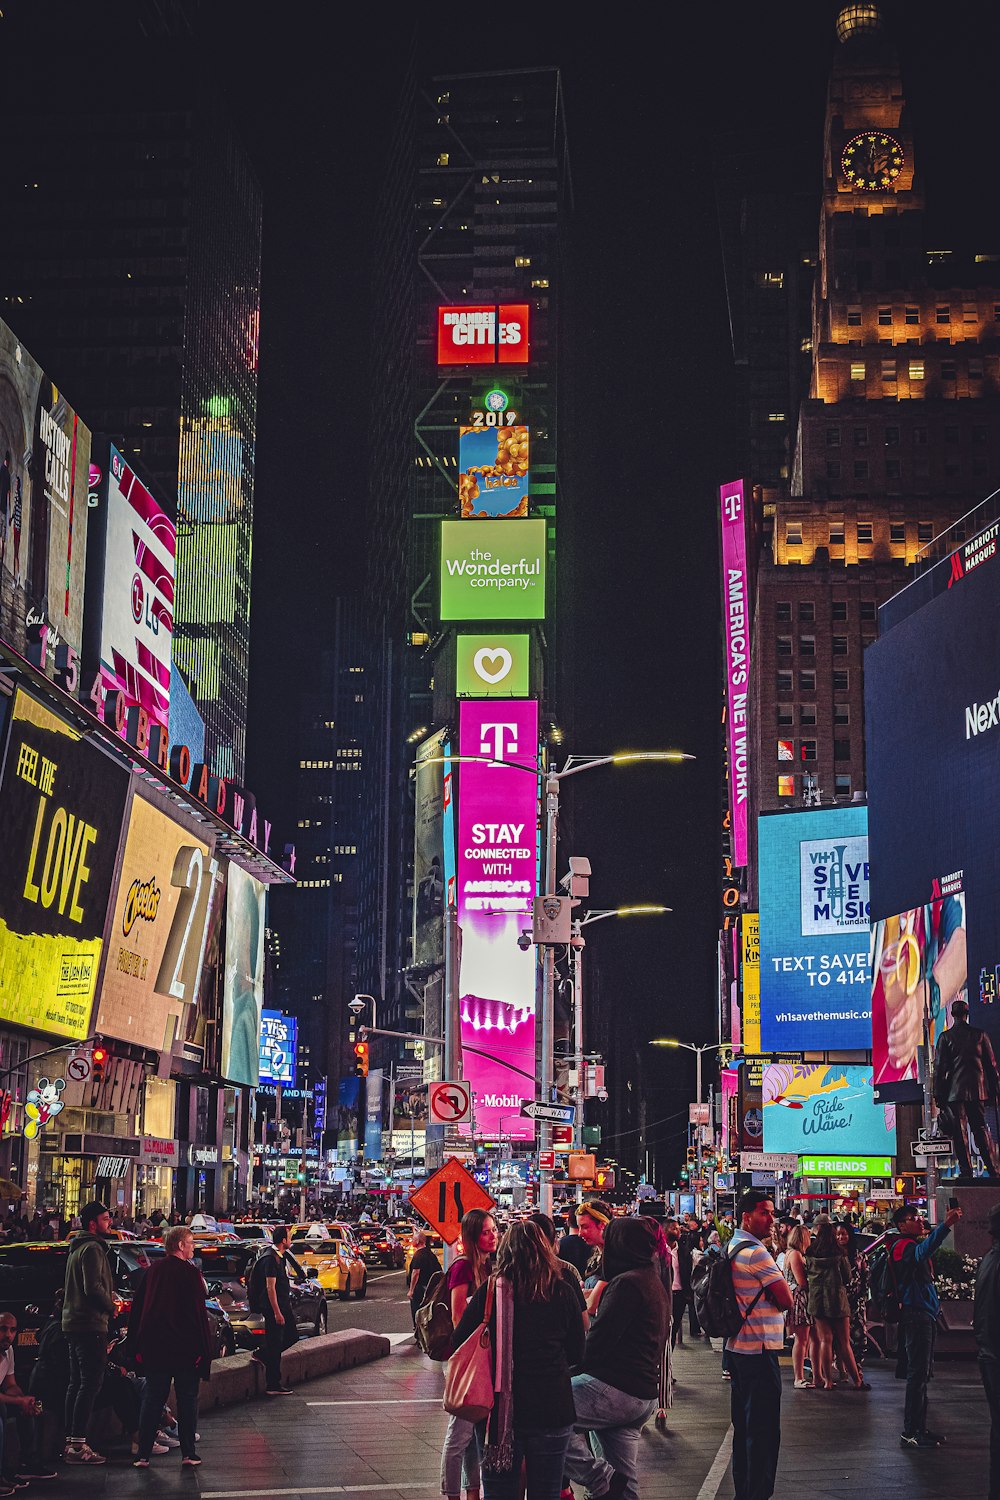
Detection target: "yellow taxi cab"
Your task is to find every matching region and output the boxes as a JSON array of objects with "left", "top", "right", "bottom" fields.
[
  {"left": 67, "top": 1227, "right": 138, "bottom": 1242},
  {"left": 403, "top": 1230, "right": 443, "bottom": 1276},
  {"left": 190, "top": 1231, "right": 241, "bottom": 1246},
  {"left": 288, "top": 1223, "right": 366, "bottom": 1299}
]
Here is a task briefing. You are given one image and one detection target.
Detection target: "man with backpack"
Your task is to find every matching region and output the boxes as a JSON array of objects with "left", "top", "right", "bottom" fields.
[
  {"left": 724, "top": 1191, "right": 793, "bottom": 1500},
  {"left": 889, "top": 1202, "right": 961, "bottom": 1448},
  {"left": 248, "top": 1226, "right": 297, "bottom": 1395}
]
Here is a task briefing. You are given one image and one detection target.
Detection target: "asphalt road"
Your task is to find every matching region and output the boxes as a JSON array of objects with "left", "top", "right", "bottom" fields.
[{"left": 325, "top": 1266, "right": 414, "bottom": 1338}]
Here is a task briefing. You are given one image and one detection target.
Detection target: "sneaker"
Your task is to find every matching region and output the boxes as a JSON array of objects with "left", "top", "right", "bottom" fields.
[
  {"left": 182, "top": 1455, "right": 203, "bottom": 1467},
  {"left": 132, "top": 1458, "right": 150, "bottom": 1469},
  {"left": 63, "top": 1442, "right": 106, "bottom": 1466},
  {"left": 0, "top": 1484, "right": 16, "bottom": 1497},
  {"left": 265, "top": 1385, "right": 293, "bottom": 1395},
  {"left": 793, "top": 1379, "right": 812, "bottom": 1389},
  {"left": 157, "top": 1429, "right": 181, "bottom": 1449},
  {"left": 901, "top": 1433, "right": 942, "bottom": 1449},
  {"left": 2, "top": 1481, "right": 28, "bottom": 1492},
  {"left": 922, "top": 1430, "right": 947, "bottom": 1445},
  {"left": 16, "top": 1467, "right": 58, "bottom": 1481}
]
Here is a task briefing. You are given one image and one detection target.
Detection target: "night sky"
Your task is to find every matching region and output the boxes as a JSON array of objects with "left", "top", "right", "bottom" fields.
[{"left": 10, "top": 0, "right": 998, "bottom": 1178}]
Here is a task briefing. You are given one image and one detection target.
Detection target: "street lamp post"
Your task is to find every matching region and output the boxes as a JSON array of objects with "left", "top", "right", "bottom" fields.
[{"left": 650, "top": 1038, "right": 718, "bottom": 1217}]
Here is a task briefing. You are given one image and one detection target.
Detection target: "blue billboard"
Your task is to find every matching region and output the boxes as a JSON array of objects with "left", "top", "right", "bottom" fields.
[
  {"left": 762, "top": 1062, "right": 896, "bottom": 1157},
  {"left": 258, "top": 1010, "right": 297, "bottom": 1087},
  {"left": 758, "top": 806, "right": 871, "bottom": 1050},
  {"left": 458, "top": 426, "right": 529, "bottom": 518}
]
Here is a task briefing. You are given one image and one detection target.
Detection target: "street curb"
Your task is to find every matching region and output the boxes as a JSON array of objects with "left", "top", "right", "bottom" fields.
[{"left": 199, "top": 1329, "right": 391, "bottom": 1410}]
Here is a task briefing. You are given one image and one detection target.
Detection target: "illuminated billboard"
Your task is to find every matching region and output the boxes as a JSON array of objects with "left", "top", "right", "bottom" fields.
[
  {"left": 259, "top": 1010, "right": 298, "bottom": 1086},
  {"left": 762, "top": 1062, "right": 896, "bottom": 1158},
  {"left": 85, "top": 443, "right": 175, "bottom": 732},
  {"left": 413, "top": 730, "right": 447, "bottom": 968},
  {"left": 220, "top": 864, "right": 266, "bottom": 1087},
  {"left": 456, "top": 634, "right": 530, "bottom": 698},
  {"left": 96, "top": 794, "right": 219, "bottom": 1052},
  {"left": 0, "top": 690, "right": 130, "bottom": 1039},
  {"left": 0, "top": 316, "right": 92, "bottom": 659},
  {"left": 720, "top": 481, "right": 749, "bottom": 867},
  {"left": 457, "top": 699, "right": 539, "bottom": 1141},
  {"left": 458, "top": 426, "right": 529, "bottom": 518},
  {"left": 758, "top": 806, "right": 871, "bottom": 1051},
  {"left": 437, "top": 305, "right": 529, "bottom": 365},
  {"left": 866, "top": 543, "right": 1000, "bottom": 1042},
  {"left": 740, "top": 913, "right": 760, "bottom": 1054},
  {"left": 440, "top": 519, "right": 546, "bottom": 622}
]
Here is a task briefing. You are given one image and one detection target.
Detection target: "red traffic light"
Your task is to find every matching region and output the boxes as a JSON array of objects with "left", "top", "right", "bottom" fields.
[
  {"left": 92, "top": 1047, "right": 108, "bottom": 1065},
  {"left": 92, "top": 1045, "right": 108, "bottom": 1082}
]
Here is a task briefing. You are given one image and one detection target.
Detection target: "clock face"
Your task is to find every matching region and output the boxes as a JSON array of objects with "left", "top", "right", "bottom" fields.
[{"left": 841, "top": 132, "right": 905, "bottom": 191}]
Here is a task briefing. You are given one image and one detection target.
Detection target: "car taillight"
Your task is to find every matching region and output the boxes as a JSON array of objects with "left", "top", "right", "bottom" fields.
[
  {"left": 377, "top": 1241, "right": 389, "bottom": 1250},
  {"left": 113, "top": 1295, "right": 132, "bottom": 1317}
]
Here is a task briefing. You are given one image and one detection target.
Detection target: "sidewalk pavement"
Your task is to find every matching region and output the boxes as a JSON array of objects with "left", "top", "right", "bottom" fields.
[{"left": 42, "top": 1331, "right": 992, "bottom": 1499}]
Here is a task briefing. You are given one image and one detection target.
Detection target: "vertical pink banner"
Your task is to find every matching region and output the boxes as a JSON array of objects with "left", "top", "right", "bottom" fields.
[
  {"left": 457, "top": 700, "right": 539, "bottom": 1141},
  {"left": 720, "top": 480, "right": 749, "bottom": 867}
]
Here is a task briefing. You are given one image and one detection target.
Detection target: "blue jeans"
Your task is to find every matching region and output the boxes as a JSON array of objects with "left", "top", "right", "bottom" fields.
[
  {"left": 483, "top": 1425, "right": 572, "bottom": 1500},
  {"left": 137, "top": 1369, "right": 201, "bottom": 1460},
  {"left": 729, "top": 1350, "right": 781, "bottom": 1500},
  {"left": 441, "top": 1412, "right": 481, "bottom": 1496},
  {"left": 564, "top": 1374, "right": 656, "bottom": 1500},
  {"left": 901, "top": 1314, "right": 936, "bottom": 1438},
  {"left": 65, "top": 1333, "right": 108, "bottom": 1443}
]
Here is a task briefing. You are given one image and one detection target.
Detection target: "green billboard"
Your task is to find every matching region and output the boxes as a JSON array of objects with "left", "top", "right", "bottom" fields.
[
  {"left": 440, "top": 519, "right": 546, "bottom": 622},
  {"left": 455, "top": 634, "right": 531, "bottom": 697},
  {"left": 797, "top": 1155, "right": 893, "bottom": 1177}
]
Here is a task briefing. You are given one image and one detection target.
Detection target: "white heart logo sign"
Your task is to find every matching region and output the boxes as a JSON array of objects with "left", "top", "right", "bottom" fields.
[{"left": 473, "top": 647, "right": 513, "bottom": 685}]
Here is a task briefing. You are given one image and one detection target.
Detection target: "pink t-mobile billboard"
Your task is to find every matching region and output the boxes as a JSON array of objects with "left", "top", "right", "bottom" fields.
[
  {"left": 721, "top": 480, "right": 749, "bottom": 868},
  {"left": 457, "top": 699, "right": 539, "bottom": 1141}
]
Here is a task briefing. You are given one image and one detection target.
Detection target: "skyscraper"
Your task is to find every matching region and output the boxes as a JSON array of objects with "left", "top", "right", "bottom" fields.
[{"left": 0, "top": 12, "right": 260, "bottom": 780}]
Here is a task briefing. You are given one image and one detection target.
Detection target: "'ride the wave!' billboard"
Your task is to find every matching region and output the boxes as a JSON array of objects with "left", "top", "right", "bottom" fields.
[{"left": 457, "top": 700, "right": 538, "bottom": 1141}]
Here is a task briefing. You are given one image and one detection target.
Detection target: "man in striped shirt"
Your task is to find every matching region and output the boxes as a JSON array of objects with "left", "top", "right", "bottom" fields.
[{"left": 726, "top": 1190, "right": 793, "bottom": 1500}]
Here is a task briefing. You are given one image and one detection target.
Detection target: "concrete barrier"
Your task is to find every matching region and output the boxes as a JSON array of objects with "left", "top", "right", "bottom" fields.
[{"left": 199, "top": 1329, "right": 391, "bottom": 1410}]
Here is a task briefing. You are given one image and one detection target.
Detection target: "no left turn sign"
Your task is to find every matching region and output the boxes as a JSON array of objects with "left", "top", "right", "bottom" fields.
[{"left": 429, "top": 1080, "right": 472, "bottom": 1125}]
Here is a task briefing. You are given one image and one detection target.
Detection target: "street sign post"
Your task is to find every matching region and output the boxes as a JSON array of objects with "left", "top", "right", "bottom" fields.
[
  {"left": 429, "top": 1080, "right": 472, "bottom": 1126},
  {"left": 739, "top": 1151, "right": 799, "bottom": 1173},
  {"left": 520, "top": 1100, "right": 575, "bottom": 1125},
  {"left": 408, "top": 1157, "right": 496, "bottom": 1245}
]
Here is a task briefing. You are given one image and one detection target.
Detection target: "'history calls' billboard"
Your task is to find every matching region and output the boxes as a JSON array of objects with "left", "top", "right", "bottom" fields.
[
  {"left": 758, "top": 806, "right": 872, "bottom": 1051},
  {"left": 457, "top": 699, "right": 538, "bottom": 1141},
  {"left": 0, "top": 690, "right": 129, "bottom": 1039},
  {"left": 437, "top": 305, "right": 529, "bottom": 365}
]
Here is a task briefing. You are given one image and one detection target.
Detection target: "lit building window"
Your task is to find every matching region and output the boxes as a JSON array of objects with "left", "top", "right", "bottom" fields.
[
  {"left": 758, "top": 271, "right": 784, "bottom": 288},
  {"left": 778, "top": 775, "right": 795, "bottom": 798},
  {"left": 908, "top": 360, "right": 925, "bottom": 381},
  {"left": 850, "top": 362, "right": 865, "bottom": 381},
  {"left": 768, "top": 412, "right": 786, "bottom": 423},
  {"left": 786, "top": 524, "right": 803, "bottom": 546},
  {"left": 515, "top": 256, "right": 531, "bottom": 268},
  {"left": 436, "top": 152, "right": 449, "bottom": 166}
]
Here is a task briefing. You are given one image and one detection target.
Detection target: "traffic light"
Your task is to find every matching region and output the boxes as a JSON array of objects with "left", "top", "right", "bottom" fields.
[
  {"left": 353, "top": 1041, "right": 369, "bottom": 1078},
  {"left": 686, "top": 1146, "right": 697, "bottom": 1163},
  {"left": 91, "top": 1045, "right": 108, "bottom": 1084}
]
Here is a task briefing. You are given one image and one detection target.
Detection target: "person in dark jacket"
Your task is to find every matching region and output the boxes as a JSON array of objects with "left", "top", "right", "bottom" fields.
[
  {"left": 61, "top": 1200, "right": 115, "bottom": 1465},
  {"left": 563, "top": 1217, "right": 670, "bottom": 1500},
  {"left": 557, "top": 1208, "right": 591, "bottom": 1279},
  {"left": 976, "top": 1203, "right": 1000, "bottom": 1499},
  {"left": 892, "top": 1201, "right": 961, "bottom": 1447},
  {"left": 935, "top": 998, "right": 1000, "bottom": 1177},
  {"left": 453, "top": 1219, "right": 585, "bottom": 1500},
  {"left": 129, "top": 1224, "right": 214, "bottom": 1467}
]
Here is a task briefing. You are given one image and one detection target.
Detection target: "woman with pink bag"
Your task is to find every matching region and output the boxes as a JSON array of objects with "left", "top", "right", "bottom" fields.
[{"left": 451, "top": 1219, "right": 586, "bottom": 1500}]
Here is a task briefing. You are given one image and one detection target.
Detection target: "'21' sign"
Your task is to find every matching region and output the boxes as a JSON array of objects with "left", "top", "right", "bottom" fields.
[{"left": 156, "top": 846, "right": 219, "bottom": 1004}]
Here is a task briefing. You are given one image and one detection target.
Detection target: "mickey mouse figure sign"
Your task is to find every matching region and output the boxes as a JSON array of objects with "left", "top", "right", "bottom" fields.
[{"left": 23, "top": 1078, "right": 66, "bottom": 1140}]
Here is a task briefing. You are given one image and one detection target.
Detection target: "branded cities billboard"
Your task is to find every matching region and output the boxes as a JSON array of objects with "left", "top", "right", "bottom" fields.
[
  {"left": 741, "top": 912, "right": 760, "bottom": 1054},
  {"left": 0, "top": 316, "right": 93, "bottom": 659},
  {"left": 0, "top": 690, "right": 129, "bottom": 1039},
  {"left": 457, "top": 699, "right": 539, "bottom": 1141},
  {"left": 259, "top": 1010, "right": 298, "bottom": 1087},
  {"left": 866, "top": 543, "right": 1000, "bottom": 1041},
  {"left": 96, "top": 793, "right": 219, "bottom": 1052},
  {"left": 440, "top": 519, "right": 546, "bottom": 622},
  {"left": 870, "top": 894, "right": 963, "bottom": 1102},
  {"left": 762, "top": 1062, "right": 896, "bottom": 1157},
  {"left": 84, "top": 443, "right": 175, "bottom": 731},
  {"left": 437, "top": 305, "right": 529, "bottom": 365},
  {"left": 758, "top": 806, "right": 872, "bottom": 1051},
  {"left": 413, "top": 729, "right": 447, "bottom": 968},
  {"left": 456, "top": 634, "right": 530, "bottom": 698},
  {"left": 720, "top": 480, "right": 749, "bottom": 867},
  {"left": 458, "top": 426, "right": 529, "bottom": 518},
  {"left": 220, "top": 863, "right": 266, "bottom": 1087}
]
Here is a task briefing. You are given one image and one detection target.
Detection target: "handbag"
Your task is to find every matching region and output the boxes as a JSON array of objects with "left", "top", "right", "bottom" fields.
[{"left": 442, "top": 1276, "right": 496, "bottom": 1423}]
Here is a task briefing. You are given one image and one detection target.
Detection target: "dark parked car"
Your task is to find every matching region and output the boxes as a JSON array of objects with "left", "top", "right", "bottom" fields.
[
  {"left": 194, "top": 1240, "right": 327, "bottom": 1350},
  {"left": 356, "top": 1226, "right": 405, "bottom": 1268},
  {"left": 0, "top": 1240, "right": 236, "bottom": 1377}
]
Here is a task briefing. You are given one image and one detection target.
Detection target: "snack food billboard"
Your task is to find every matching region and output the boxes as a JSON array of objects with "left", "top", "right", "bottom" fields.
[
  {"left": 720, "top": 480, "right": 749, "bottom": 867},
  {"left": 762, "top": 1062, "right": 896, "bottom": 1157},
  {"left": 440, "top": 519, "right": 546, "bottom": 622},
  {"left": 866, "top": 544, "right": 1000, "bottom": 1040},
  {"left": 457, "top": 699, "right": 539, "bottom": 1141},
  {"left": 95, "top": 794, "right": 218, "bottom": 1051},
  {"left": 458, "top": 426, "right": 529, "bottom": 518},
  {"left": 220, "top": 864, "right": 266, "bottom": 1087},
  {"left": 455, "top": 634, "right": 531, "bottom": 698},
  {"left": 0, "top": 316, "right": 92, "bottom": 658},
  {"left": 0, "top": 690, "right": 129, "bottom": 1039},
  {"left": 437, "top": 305, "right": 529, "bottom": 365},
  {"left": 85, "top": 443, "right": 175, "bottom": 731},
  {"left": 758, "top": 806, "right": 872, "bottom": 1051},
  {"left": 259, "top": 1010, "right": 298, "bottom": 1087}
]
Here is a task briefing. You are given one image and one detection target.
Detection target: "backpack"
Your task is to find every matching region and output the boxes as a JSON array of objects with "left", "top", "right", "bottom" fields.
[
  {"left": 414, "top": 1270, "right": 454, "bottom": 1360},
  {"left": 869, "top": 1236, "right": 905, "bottom": 1323},
  {"left": 248, "top": 1249, "right": 276, "bottom": 1314},
  {"left": 691, "top": 1242, "right": 764, "bottom": 1339}
]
